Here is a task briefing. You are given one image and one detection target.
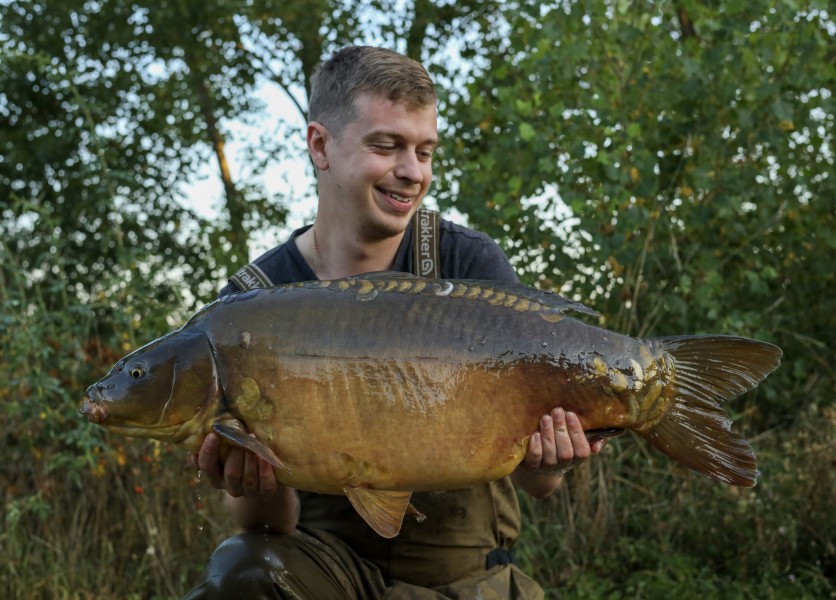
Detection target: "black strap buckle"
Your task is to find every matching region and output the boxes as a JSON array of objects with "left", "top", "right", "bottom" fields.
[{"left": 485, "top": 548, "right": 514, "bottom": 568}]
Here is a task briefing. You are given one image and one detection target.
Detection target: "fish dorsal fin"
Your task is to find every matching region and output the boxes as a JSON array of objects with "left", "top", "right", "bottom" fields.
[
  {"left": 343, "top": 486, "right": 414, "bottom": 538},
  {"left": 212, "top": 420, "right": 290, "bottom": 472},
  {"left": 465, "top": 280, "right": 600, "bottom": 317},
  {"left": 350, "top": 270, "right": 416, "bottom": 280},
  {"left": 352, "top": 274, "right": 598, "bottom": 318}
]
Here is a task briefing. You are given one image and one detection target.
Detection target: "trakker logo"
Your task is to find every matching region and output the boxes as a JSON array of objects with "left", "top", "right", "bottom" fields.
[
  {"left": 415, "top": 209, "right": 438, "bottom": 278},
  {"left": 230, "top": 263, "right": 272, "bottom": 290}
]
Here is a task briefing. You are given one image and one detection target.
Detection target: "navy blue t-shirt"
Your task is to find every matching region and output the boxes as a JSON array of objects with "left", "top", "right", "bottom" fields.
[{"left": 219, "top": 217, "right": 519, "bottom": 296}]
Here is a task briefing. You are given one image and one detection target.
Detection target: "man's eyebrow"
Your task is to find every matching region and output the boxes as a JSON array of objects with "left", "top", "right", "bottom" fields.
[{"left": 362, "top": 130, "right": 438, "bottom": 146}]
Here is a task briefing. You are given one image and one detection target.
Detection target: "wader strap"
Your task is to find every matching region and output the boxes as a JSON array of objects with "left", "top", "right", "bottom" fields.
[
  {"left": 229, "top": 261, "right": 273, "bottom": 291},
  {"left": 413, "top": 207, "right": 440, "bottom": 278}
]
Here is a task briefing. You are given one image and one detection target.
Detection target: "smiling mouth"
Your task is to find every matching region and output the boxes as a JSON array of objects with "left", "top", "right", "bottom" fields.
[{"left": 378, "top": 188, "right": 414, "bottom": 204}]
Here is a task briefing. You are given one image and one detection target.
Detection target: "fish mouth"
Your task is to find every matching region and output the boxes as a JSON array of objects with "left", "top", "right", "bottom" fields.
[{"left": 80, "top": 387, "right": 110, "bottom": 424}]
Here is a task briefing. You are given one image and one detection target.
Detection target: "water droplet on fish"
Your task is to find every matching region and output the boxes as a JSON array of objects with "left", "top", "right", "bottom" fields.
[
  {"left": 239, "top": 331, "right": 252, "bottom": 348},
  {"left": 541, "top": 342, "right": 548, "bottom": 348}
]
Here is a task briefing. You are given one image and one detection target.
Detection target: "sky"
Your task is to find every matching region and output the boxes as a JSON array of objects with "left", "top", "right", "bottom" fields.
[{"left": 178, "top": 79, "right": 318, "bottom": 255}]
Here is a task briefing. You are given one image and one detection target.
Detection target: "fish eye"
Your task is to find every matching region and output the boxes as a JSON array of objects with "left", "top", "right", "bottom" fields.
[{"left": 129, "top": 364, "right": 146, "bottom": 379}]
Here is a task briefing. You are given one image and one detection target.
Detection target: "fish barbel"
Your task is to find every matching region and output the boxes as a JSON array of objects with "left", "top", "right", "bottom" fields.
[{"left": 80, "top": 274, "right": 782, "bottom": 537}]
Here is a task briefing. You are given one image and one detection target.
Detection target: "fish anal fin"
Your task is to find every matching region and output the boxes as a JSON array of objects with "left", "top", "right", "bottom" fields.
[
  {"left": 343, "top": 486, "right": 414, "bottom": 538},
  {"left": 212, "top": 420, "right": 290, "bottom": 472},
  {"left": 639, "top": 407, "right": 757, "bottom": 487}
]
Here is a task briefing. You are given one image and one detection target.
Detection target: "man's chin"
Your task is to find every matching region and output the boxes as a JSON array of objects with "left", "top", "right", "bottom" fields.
[{"left": 362, "top": 209, "right": 416, "bottom": 241}]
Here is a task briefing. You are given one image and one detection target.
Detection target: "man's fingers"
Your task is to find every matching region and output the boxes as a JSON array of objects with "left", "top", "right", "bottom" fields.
[
  {"left": 539, "top": 413, "right": 557, "bottom": 459},
  {"left": 241, "top": 451, "right": 261, "bottom": 497},
  {"left": 521, "top": 407, "right": 604, "bottom": 475},
  {"left": 258, "top": 457, "right": 279, "bottom": 495},
  {"left": 223, "top": 447, "right": 245, "bottom": 498},
  {"left": 192, "top": 431, "right": 282, "bottom": 499},
  {"left": 196, "top": 433, "right": 226, "bottom": 489},
  {"left": 524, "top": 431, "right": 543, "bottom": 469},
  {"left": 565, "top": 412, "right": 592, "bottom": 459},
  {"left": 551, "top": 408, "right": 575, "bottom": 464}
]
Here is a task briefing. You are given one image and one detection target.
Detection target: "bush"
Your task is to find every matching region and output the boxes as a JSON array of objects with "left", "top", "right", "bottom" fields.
[{"left": 516, "top": 408, "right": 836, "bottom": 599}]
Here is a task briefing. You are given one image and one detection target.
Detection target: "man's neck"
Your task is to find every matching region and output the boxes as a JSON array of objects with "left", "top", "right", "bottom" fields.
[{"left": 299, "top": 219, "right": 405, "bottom": 280}]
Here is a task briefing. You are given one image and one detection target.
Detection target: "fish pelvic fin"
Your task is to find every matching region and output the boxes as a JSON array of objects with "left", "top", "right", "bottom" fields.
[
  {"left": 212, "top": 420, "right": 290, "bottom": 472},
  {"left": 343, "top": 487, "right": 418, "bottom": 538},
  {"left": 638, "top": 335, "right": 782, "bottom": 487}
]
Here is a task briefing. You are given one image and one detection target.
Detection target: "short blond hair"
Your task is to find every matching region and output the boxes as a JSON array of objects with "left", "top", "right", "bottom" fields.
[{"left": 309, "top": 46, "right": 437, "bottom": 136}]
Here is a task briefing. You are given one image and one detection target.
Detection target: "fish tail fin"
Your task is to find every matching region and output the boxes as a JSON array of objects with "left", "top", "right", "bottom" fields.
[{"left": 637, "top": 335, "right": 782, "bottom": 487}]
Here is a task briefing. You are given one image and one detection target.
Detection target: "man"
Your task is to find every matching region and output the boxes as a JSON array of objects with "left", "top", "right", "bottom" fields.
[{"left": 184, "top": 46, "right": 605, "bottom": 599}]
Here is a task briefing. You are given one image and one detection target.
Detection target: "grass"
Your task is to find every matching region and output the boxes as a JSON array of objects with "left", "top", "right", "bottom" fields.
[{"left": 1, "top": 439, "right": 236, "bottom": 600}]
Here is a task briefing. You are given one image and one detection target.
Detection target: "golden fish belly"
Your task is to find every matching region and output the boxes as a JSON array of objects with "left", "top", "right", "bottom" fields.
[{"left": 225, "top": 352, "right": 656, "bottom": 495}]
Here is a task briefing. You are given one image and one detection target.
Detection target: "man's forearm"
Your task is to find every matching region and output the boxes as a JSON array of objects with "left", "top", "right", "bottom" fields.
[
  {"left": 227, "top": 486, "right": 300, "bottom": 534},
  {"left": 511, "top": 468, "right": 565, "bottom": 500}
]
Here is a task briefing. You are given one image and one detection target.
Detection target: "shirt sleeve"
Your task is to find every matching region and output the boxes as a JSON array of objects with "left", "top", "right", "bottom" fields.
[
  {"left": 459, "top": 237, "right": 520, "bottom": 283},
  {"left": 437, "top": 221, "right": 520, "bottom": 284}
]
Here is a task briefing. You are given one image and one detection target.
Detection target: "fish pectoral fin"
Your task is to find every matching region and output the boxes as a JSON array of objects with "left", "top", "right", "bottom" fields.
[
  {"left": 212, "top": 421, "right": 290, "bottom": 473},
  {"left": 343, "top": 486, "right": 414, "bottom": 539}
]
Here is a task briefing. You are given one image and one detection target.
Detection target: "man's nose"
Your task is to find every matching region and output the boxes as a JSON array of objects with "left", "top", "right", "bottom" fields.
[{"left": 394, "top": 151, "right": 426, "bottom": 183}]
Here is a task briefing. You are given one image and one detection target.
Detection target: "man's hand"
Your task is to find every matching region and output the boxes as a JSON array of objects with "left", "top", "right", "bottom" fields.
[
  {"left": 190, "top": 432, "right": 279, "bottom": 499},
  {"left": 512, "top": 407, "right": 607, "bottom": 499},
  {"left": 188, "top": 433, "right": 299, "bottom": 533}
]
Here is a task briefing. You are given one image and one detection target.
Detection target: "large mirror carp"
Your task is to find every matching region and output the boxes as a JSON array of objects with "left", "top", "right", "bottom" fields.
[{"left": 81, "top": 274, "right": 782, "bottom": 538}]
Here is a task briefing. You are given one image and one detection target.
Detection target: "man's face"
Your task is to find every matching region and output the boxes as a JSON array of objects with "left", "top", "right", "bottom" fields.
[{"left": 319, "top": 92, "right": 438, "bottom": 240}]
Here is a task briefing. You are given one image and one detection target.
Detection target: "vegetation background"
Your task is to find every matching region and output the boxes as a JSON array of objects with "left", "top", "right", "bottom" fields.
[{"left": 1, "top": 0, "right": 833, "bottom": 598}]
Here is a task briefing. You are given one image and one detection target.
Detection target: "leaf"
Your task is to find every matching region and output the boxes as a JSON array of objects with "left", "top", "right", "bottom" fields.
[{"left": 519, "top": 122, "right": 536, "bottom": 141}]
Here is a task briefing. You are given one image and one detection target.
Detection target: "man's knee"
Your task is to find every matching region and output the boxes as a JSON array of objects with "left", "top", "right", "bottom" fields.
[
  {"left": 183, "top": 532, "right": 301, "bottom": 599},
  {"left": 214, "top": 532, "right": 293, "bottom": 573}
]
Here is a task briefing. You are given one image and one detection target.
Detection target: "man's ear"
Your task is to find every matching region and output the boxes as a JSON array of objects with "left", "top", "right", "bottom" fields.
[{"left": 307, "top": 121, "right": 330, "bottom": 170}]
